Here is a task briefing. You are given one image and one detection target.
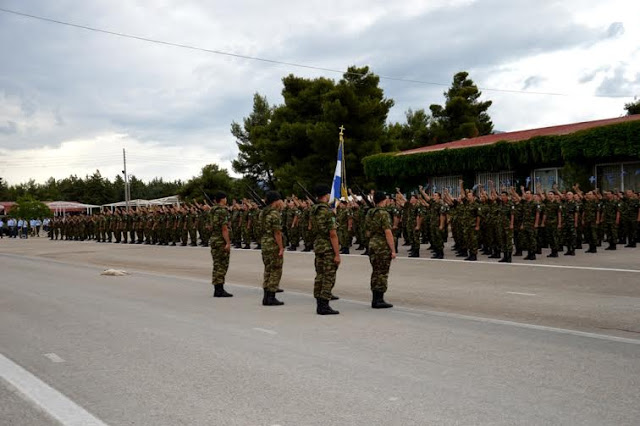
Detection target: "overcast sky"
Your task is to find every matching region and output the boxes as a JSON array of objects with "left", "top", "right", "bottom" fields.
[{"left": 1, "top": 0, "right": 639, "bottom": 186}]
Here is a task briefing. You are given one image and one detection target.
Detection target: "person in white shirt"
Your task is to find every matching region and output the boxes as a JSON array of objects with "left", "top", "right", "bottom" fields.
[
  {"left": 7, "top": 218, "right": 17, "bottom": 238},
  {"left": 0, "top": 218, "right": 4, "bottom": 238}
]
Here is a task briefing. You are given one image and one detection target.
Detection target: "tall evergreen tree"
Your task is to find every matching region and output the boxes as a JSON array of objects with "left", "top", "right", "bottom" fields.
[
  {"left": 429, "top": 71, "right": 493, "bottom": 144},
  {"left": 624, "top": 99, "right": 640, "bottom": 115}
]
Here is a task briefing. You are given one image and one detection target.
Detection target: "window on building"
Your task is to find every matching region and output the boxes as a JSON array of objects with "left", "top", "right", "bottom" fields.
[
  {"left": 428, "top": 175, "right": 463, "bottom": 198},
  {"left": 532, "top": 168, "right": 564, "bottom": 193},
  {"left": 623, "top": 162, "right": 640, "bottom": 192},
  {"left": 475, "top": 171, "right": 515, "bottom": 192},
  {"left": 597, "top": 162, "right": 640, "bottom": 192}
]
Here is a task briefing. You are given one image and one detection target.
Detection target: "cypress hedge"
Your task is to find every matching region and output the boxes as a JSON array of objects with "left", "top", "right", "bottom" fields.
[{"left": 363, "top": 120, "right": 640, "bottom": 182}]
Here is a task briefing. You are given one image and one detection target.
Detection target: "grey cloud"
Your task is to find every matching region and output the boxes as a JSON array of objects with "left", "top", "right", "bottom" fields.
[
  {"left": 578, "top": 65, "right": 610, "bottom": 84},
  {"left": 596, "top": 65, "right": 640, "bottom": 97},
  {"left": 523, "top": 76, "right": 545, "bottom": 90},
  {"left": 606, "top": 22, "right": 624, "bottom": 38},
  {"left": 0, "top": 121, "right": 18, "bottom": 135}
]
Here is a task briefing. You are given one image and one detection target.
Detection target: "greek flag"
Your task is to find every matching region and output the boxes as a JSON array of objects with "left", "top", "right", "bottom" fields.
[{"left": 329, "top": 131, "right": 347, "bottom": 206}]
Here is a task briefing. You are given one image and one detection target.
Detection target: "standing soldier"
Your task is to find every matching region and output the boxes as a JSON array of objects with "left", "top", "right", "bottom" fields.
[
  {"left": 337, "top": 199, "right": 353, "bottom": 254},
  {"left": 366, "top": 191, "right": 397, "bottom": 309},
  {"left": 520, "top": 190, "right": 541, "bottom": 260},
  {"left": 311, "top": 184, "right": 341, "bottom": 315},
  {"left": 209, "top": 191, "right": 233, "bottom": 298},
  {"left": 464, "top": 190, "right": 482, "bottom": 262},
  {"left": 542, "top": 191, "right": 562, "bottom": 258},
  {"left": 498, "top": 189, "right": 516, "bottom": 263},
  {"left": 582, "top": 191, "right": 599, "bottom": 253},
  {"left": 407, "top": 195, "right": 422, "bottom": 258},
  {"left": 623, "top": 190, "right": 639, "bottom": 247},
  {"left": 260, "top": 191, "right": 285, "bottom": 306},
  {"left": 562, "top": 191, "right": 579, "bottom": 256},
  {"left": 600, "top": 191, "right": 620, "bottom": 250}
]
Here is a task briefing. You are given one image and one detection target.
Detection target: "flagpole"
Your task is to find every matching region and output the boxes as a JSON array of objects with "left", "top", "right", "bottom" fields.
[{"left": 339, "top": 125, "right": 347, "bottom": 198}]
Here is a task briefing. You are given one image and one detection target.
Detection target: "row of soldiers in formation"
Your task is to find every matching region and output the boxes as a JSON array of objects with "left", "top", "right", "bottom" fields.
[
  {"left": 48, "top": 182, "right": 640, "bottom": 265},
  {"left": 46, "top": 183, "right": 638, "bottom": 315}
]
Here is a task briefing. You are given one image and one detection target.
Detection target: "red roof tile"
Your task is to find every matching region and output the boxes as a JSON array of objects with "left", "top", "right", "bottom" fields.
[{"left": 398, "top": 115, "right": 640, "bottom": 156}]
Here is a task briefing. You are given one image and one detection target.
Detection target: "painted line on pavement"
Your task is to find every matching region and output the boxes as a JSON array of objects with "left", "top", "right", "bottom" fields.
[
  {"left": 2, "top": 253, "right": 638, "bottom": 346},
  {"left": 43, "top": 353, "right": 65, "bottom": 363},
  {"left": 253, "top": 327, "right": 278, "bottom": 335},
  {"left": 253, "top": 247, "right": 640, "bottom": 274},
  {"left": 0, "top": 353, "right": 108, "bottom": 426},
  {"left": 506, "top": 292, "right": 537, "bottom": 296}
]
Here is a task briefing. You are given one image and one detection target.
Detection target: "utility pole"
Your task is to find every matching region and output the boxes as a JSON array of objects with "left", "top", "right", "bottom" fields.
[{"left": 123, "top": 148, "right": 130, "bottom": 211}]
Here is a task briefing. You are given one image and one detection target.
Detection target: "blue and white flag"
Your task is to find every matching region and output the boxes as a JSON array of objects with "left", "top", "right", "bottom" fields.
[{"left": 329, "top": 138, "right": 345, "bottom": 205}]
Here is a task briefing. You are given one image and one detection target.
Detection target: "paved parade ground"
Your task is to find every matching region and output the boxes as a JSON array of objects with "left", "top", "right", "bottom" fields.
[{"left": 1, "top": 238, "right": 639, "bottom": 425}]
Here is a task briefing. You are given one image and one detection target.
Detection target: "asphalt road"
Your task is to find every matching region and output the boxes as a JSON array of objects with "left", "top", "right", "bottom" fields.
[{"left": 1, "top": 241, "right": 639, "bottom": 425}]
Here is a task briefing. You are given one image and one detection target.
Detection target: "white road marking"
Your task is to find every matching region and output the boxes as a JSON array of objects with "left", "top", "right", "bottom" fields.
[
  {"left": 253, "top": 327, "right": 277, "bottom": 335},
  {"left": 261, "top": 248, "right": 640, "bottom": 273},
  {"left": 0, "top": 353, "right": 108, "bottom": 426},
  {"left": 506, "top": 292, "right": 537, "bottom": 296},
  {"left": 4, "top": 253, "right": 636, "bottom": 346},
  {"left": 43, "top": 353, "right": 65, "bottom": 363}
]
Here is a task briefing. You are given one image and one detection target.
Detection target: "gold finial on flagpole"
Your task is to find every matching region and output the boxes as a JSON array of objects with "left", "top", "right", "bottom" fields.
[{"left": 339, "top": 125, "right": 345, "bottom": 142}]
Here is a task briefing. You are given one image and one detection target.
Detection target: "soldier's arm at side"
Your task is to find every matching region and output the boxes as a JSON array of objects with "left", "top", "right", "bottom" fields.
[{"left": 329, "top": 229, "right": 341, "bottom": 265}]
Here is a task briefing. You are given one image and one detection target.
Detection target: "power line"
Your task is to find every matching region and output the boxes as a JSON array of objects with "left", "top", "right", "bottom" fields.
[{"left": 0, "top": 6, "right": 633, "bottom": 99}]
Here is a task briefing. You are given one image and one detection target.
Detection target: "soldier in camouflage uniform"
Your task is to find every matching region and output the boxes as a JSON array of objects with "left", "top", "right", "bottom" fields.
[
  {"left": 562, "top": 192, "right": 579, "bottom": 256},
  {"left": 366, "top": 191, "right": 396, "bottom": 309},
  {"left": 542, "top": 191, "right": 562, "bottom": 258},
  {"left": 582, "top": 191, "right": 599, "bottom": 253},
  {"left": 337, "top": 199, "right": 353, "bottom": 254},
  {"left": 623, "top": 190, "right": 639, "bottom": 247},
  {"left": 209, "top": 191, "right": 233, "bottom": 298},
  {"left": 260, "top": 191, "right": 285, "bottom": 306},
  {"left": 520, "top": 190, "right": 541, "bottom": 260},
  {"left": 311, "top": 184, "right": 341, "bottom": 315},
  {"left": 600, "top": 191, "right": 620, "bottom": 250},
  {"left": 498, "top": 190, "right": 516, "bottom": 263}
]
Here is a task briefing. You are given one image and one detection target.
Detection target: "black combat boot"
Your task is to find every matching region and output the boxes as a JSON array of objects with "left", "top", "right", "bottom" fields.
[
  {"left": 525, "top": 251, "right": 537, "bottom": 260},
  {"left": 263, "top": 291, "right": 284, "bottom": 306},
  {"left": 213, "top": 284, "right": 233, "bottom": 298},
  {"left": 340, "top": 247, "right": 349, "bottom": 255},
  {"left": 287, "top": 245, "right": 297, "bottom": 251},
  {"left": 408, "top": 249, "right": 419, "bottom": 258},
  {"left": 316, "top": 298, "right": 339, "bottom": 315},
  {"left": 586, "top": 244, "right": 597, "bottom": 253},
  {"left": 547, "top": 250, "right": 558, "bottom": 258},
  {"left": 242, "top": 244, "right": 251, "bottom": 249},
  {"left": 456, "top": 250, "right": 467, "bottom": 257},
  {"left": 499, "top": 251, "right": 509, "bottom": 263},
  {"left": 330, "top": 294, "right": 340, "bottom": 300},
  {"left": 489, "top": 249, "right": 501, "bottom": 259},
  {"left": 605, "top": 242, "right": 616, "bottom": 251},
  {"left": 464, "top": 253, "right": 477, "bottom": 261},
  {"left": 262, "top": 288, "right": 268, "bottom": 305},
  {"left": 626, "top": 242, "right": 637, "bottom": 248},
  {"left": 431, "top": 250, "right": 444, "bottom": 259},
  {"left": 371, "top": 291, "right": 393, "bottom": 309}
]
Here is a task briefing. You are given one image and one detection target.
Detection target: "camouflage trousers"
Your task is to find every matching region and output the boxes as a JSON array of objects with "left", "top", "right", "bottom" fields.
[
  {"left": 338, "top": 228, "right": 350, "bottom": 248},
  {"left": 368, "top": 242, "right": 391, "bottom": 293},
  {"left": 546, "top": 223, "right": 561, "bottom": 251},
  {"left": 430, "top": 226, "right": 444, "bottom": 251},
  {"left": 210, "top": 243, "right": 230, "bottom": 286},
  {"left": 500, "top": 227, "right": 514, "bottom": 254},
  {"left": 313, "top": 250, "right": 338, "bottom": 300},
  {"left": 521, "top": 227, "right": 537, "bottom": 252},
  {"left": 261, "top": 248, "right": 283, "bottom": 292},
  {"left": 563, "top": 224, "right": 576, "bottom": 251}
]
